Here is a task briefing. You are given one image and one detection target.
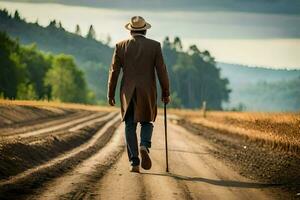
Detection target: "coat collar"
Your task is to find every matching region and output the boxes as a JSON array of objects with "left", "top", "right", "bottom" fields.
[{"left": 131, "top": 33, "right": 146, "bottom": 38}]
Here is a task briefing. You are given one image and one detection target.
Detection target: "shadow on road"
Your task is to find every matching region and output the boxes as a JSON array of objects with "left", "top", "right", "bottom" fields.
[
  {"left": 151, "top": 148, "right": 210, "bottom": 155},
  {"left": 140, "top": 172, "right": 282, "bottom": 189}
]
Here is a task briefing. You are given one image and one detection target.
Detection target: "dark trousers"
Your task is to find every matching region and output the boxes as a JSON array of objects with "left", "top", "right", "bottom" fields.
[{"left": 124, "top": 92, "right": 153, "bottom": 166}]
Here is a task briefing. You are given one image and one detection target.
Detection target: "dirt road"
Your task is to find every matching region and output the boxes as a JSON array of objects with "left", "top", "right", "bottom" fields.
[
  {"left": 95, "top": 116, "right": 276, "bottom": 200},
  {"left": 15, "top": 115, "right": 278, "bottom": 200}
]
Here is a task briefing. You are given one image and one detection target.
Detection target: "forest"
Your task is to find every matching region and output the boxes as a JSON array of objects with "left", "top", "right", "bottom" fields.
[
  {"left": 0, "top": 31, "right": 95, "bottom": 103},
  {"left": 1, "top": 8, "right": 229, "bottom": 109}
]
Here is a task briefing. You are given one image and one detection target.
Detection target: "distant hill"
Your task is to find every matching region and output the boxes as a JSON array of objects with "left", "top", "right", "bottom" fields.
[
  {"left": 217, "top": 63, "right": 300, "bottom": 111},
  {"left": 217, "top": 62, "right": 300, "bottom": 86},
  {"left": 0, "top": 11, "right": 112, "bottom": 65},
  {"left": 2, "top": 0, "right": 300, "bottom": 14}
]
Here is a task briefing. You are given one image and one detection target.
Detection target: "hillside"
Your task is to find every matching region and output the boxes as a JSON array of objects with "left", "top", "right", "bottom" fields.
[
  {"left": 0, "top": 11, "right": 112, "bottom": 65},
  {"left": 217, "top": 62, "right": 300, "bottom": 86},
  {"left": 218, "top": 63, "right": 300, "bottom": 111},
  {"left": 0, "top": 9, "right": 113, "bottom": 100}
]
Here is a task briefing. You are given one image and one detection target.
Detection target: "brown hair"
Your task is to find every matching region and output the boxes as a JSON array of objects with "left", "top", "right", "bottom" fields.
[{"left": 130, "top": 30, "right": 147, "bottom": 35}]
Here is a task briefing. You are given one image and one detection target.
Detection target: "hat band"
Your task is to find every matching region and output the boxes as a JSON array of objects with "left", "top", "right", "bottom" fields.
[{"left": 130, "top": 23, "right": 146, "bottom": 29}]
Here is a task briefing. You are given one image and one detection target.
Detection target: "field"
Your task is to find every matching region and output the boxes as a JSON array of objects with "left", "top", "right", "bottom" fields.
[
  {"left": 0, "top": 100, "right": 299, "bottom": 199},
  {"left": 169, "top": 109, "right": 300, "bottom": 155}
]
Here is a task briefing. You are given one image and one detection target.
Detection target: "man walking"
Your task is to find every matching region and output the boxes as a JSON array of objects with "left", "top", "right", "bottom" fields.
[{"left": 107, "top": 16, "right": 170, "bottom": 173}]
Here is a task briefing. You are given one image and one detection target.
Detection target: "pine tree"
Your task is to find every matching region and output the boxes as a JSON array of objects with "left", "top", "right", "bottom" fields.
[
  {"left": 58, "top": 21, "right": 63, "bottom": 29},
  {"left": 163, "top": 37, "right": 171, "bottom": 49},
  {"left": 86, "top": 25, "right": 96, "bottom": 40},
  {"left": 48, "top": 20, "right": 57, "bottom": 28},
  {"left": 34, "top": 18, "right": 39, "bottom": 25},
  {"left": 75, "top": 24, "right": 81, "bottom": 36},
  {"left": 173, "top": 37, "right": 183, "bottom": 51},
  {"left": 188, "top": 45, "right": 200, "bottom": 55},
  {"left": 14, "top": 10, "right": 21, "bottom": 20},
  {"left": 0, "top": 9, "right": 10, "bottom": 18}
]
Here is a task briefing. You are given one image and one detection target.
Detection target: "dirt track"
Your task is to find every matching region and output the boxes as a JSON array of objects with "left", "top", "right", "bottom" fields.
[
  {"left": 93, "top": 116, "right": 277, "bottom": 200},
  {"left": 0, "top": 105, "right": 286, "bottom": 199}
]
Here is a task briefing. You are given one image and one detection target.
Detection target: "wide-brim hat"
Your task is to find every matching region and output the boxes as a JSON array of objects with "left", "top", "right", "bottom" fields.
[{"left": 125, "top": 16, "right": 151, "bottom": 31}]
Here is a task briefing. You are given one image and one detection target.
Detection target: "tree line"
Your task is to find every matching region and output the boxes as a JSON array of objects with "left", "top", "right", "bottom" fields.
[
  {"left": 0, "top": 31, "right": 95, "bottom": 103},
  {"left": 162, "top": 37, "right": 230, "bottom": 109}
]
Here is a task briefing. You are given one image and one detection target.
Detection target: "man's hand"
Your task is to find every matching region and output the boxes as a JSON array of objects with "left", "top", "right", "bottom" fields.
[
  {"left": 161, "top": 96, "right": 170, "bottom": 104},
  {"left": 108, "top": 98, "right": 115, "bottom": 106}
]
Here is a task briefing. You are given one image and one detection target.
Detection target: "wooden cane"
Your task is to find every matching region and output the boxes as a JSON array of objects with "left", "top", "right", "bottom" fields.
[{"left": 164, "top": 102, "right": 169, "bottom": 172}]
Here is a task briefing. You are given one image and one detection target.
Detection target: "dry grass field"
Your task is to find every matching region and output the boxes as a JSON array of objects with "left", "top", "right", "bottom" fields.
[
  {"left": 0, "top": 99, "right": 118, "bottom": 127},
  {"left": 169, "top": 109, "right": 300, "bottom": 155},
  {"left": 0, "top": 99, "right": 117, "bottom": 112}
]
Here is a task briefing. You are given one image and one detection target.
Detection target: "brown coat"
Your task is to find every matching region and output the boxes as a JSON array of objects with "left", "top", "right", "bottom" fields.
[{"left": 107, "top": 35, "right": 170, "bottom": 122}]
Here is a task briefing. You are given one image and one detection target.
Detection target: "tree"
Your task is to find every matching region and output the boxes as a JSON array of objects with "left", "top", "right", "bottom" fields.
[
  {"left": 0, "top": 9, "right": 10, "bottom": 19},
  {"left": 19, "top": 44, "right": 52, "bottom": 99},
  {"left": 86, "top": 25, "right": 96, "bottom": 40},
  {"left": 0, "top": 32, "right": 26, "bottom": 99},
  {"left": 163, "top": 37, "right": 171, "bottom": 49},
  {"left": 188, "top": 44, "right": 200, "bottom": 55},
  {"left": 17, "top": 83, "right": 37, "bottom": 100},
  {"left": 173, "top": 37, "right": 183, "bottom": 51},
  {"left": 45, "top": 54, "right": 89, "bottom": 103},
  {"left": 58, "top": 21, "right": 64, "bottom": 30},
  {"left": 14, "top": 10, "right": 21, "bottom": 20},
  {"left": 82, "top": 61, "right": 108, "bottom": 100},
  {"left": 0, "top": 29, "right": 95, "bottom": 104},
  {"left": 75, "top": 24, "right": 81, "bottom": 35},
  {"left": 48, "top": 20, "right": 57, "bottom": 28},
  {"left": 34, "top": 19, "right": 39, "bottom": 25},
  {"left": 162, "top": 36, "right": 231, "bottom": 109},
  {"left": 202, "top": 50, "right": 214, "bottom": 63}
]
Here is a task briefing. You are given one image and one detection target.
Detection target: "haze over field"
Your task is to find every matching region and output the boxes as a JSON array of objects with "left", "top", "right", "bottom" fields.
[{"left": 1, "top": 0, "right": 300, "bottom": 68}]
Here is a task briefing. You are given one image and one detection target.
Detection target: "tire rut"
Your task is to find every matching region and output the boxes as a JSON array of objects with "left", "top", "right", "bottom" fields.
[
  {"left": 0, "top": 112, "right": 119, "bottom": 200},
  {"left": 34, "top": 124, "right": 126, "bottom": 200},
  {"left": 0, "top": 113, "right": 116, "bottom": 180},
  {"left": 2, "top": 112, "right": 106, "bottom": 140},
  {"left": 0, "top": 111, "right": 88, "bottom": 136}
]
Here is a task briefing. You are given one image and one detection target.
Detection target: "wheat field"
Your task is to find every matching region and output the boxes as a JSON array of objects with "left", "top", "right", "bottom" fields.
[
  {"left": 0, "top": 99, "right": 118, "bottom": 112},
  {"left": 170, "top": 109, "right": 300, "bottom": 155}
]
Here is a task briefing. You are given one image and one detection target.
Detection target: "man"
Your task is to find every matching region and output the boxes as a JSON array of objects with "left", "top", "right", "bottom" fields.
[{"left": 107, "top": 16, "right": 170, "bottom": 173}]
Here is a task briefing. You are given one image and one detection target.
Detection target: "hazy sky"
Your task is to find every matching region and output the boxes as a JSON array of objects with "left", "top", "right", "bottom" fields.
[{"left": 1, "top": 1, "right": 300, "bottom": 69}]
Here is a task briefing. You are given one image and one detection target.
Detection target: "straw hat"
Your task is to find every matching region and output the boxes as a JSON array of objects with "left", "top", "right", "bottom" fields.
[{"left": 125, "top": 16, "right": 151, "bottom": 31}]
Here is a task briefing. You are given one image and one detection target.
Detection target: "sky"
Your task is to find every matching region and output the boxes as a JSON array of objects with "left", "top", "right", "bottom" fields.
[{"left": 1, "top": 1, "right": 300, "bottom": 69}]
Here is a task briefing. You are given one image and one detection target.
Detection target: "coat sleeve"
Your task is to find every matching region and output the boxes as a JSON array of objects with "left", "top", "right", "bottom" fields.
[
  {"left": 107, "top": 44, "right": 121, "bottom": 99},
  {"left": 155, "top": 43, "right": 170, "bottom": 98}
]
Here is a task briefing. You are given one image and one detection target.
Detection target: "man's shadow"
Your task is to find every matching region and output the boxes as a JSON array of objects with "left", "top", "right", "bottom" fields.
[{"left": 140, "top": 172, "right": 283, "bottom": 189}]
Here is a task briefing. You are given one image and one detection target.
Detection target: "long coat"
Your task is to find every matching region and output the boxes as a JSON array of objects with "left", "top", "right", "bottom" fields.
[{"left": 107, "top": 35, "right": 170, "bottom": 122}]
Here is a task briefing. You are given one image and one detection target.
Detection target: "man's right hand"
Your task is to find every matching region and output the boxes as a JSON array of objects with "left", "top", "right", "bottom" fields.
[
  {"left": 108, "top": 98, "right": 115, "bottom": 106},
  {"left": 161, "top": 96, "right": 170, "bottom": 104}
]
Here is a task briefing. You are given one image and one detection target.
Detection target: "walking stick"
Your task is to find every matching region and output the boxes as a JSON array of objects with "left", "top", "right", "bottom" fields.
[{"left": 164, "top": 102, "right": 169, "bottom": 172}]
